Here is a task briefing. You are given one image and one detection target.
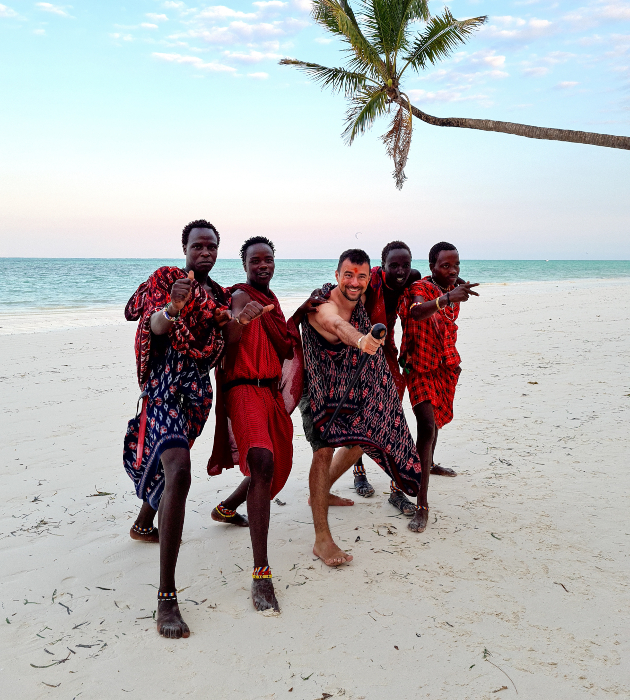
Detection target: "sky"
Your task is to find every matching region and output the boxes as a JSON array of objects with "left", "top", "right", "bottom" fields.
[{"left": 0, "top": 0, "right": 629, "bottom": 260}]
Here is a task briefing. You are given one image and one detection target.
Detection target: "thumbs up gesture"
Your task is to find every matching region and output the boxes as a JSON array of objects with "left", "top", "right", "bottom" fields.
[
  {"left": 169, "top": 270, "right": 194, "bottom": 312},
  {"left": 236, "top": 302, "right": 275, "bottom": 326}
]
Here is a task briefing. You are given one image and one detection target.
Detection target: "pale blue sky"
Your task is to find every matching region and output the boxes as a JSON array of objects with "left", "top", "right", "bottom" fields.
[{"left": 0, "top": 0, "right": 629, "bottom": 259}]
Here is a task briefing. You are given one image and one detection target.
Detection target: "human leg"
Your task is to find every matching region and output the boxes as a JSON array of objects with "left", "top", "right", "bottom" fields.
[
  {"left": 309, "top": 447, "right": 353, "bottom": 566},
  {"left": 211, "top": 477, "right": 250, "bottom": 527},
  {"left": 156, "top": 446, "right": 192, "bottom": 639},
  {"left": 245, "top": 447, "right": 279, "bottom": 612},
  {"left": 408, "top": 400, "right": 436, "bottom": 533},
  {"left": 130, "top": 501, "right": 159, "bottom": 542},
  {"left": 308, "top": 445, "right": 360, "bottom": 506}
]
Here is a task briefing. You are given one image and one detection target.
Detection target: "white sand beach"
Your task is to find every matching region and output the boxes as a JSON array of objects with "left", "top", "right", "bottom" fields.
[{"left": 1, "top": 278, "right": 629, "bottom": 699}]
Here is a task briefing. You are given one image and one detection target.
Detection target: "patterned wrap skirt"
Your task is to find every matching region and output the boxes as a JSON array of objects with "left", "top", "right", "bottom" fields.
[{"left": 123, "top": 345, "right": 213, "bottom": 509}]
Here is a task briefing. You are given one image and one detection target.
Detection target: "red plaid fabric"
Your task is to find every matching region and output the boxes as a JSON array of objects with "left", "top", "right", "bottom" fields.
[
  {"left": 406, "top": 364, "right": 461, "bottom": 427},
  {"left": 399, "top": 278, "right": 460, "bottom": 373}
]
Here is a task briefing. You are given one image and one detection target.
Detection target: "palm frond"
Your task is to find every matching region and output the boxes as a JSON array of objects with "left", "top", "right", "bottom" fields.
[
  {"left": 279, "top": 59, "right": 374, "bottom": 96},
  {"left": 342, "top": 88, "right": 388, "bottom": 145},
  {"left": 381, "top": 102, "right": 412, "bottom": 189},
  {"left": 362, "top": 0, "right": 429, "bottom": 58},
  {"left": 313, "top": 0, "right": 388, "bottom": 79},
  {"left": 400, "top": 9, "right": 487, "bottom": 75}
]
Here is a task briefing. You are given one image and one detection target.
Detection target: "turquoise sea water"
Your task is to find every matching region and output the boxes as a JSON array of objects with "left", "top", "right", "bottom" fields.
[{"left": 3, "top": 258, "right": 630, "bottom": 311}]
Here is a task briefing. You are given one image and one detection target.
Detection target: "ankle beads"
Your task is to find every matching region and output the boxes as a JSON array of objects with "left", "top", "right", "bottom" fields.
[
  {"left": 132, "top": 523, "right": 155, "bottom": 534},
  {"left": 252, "top": 566, "right": 272, "bottom": 580},
  {"left": 157, "top": 591, "right": 177, "bottom": 602},
  {"left": 216, "top": 502, "right": 236, "bottom": 518},
  {"left": 353, "top": 464, "right": 366, "bottom": 477}
]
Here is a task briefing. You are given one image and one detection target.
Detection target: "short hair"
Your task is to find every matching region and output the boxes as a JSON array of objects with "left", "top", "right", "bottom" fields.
[
  {"left": 429, "top": 241, "right": 457, "bottom": 266},
  {"left": 337, "top": 248, "right": 371, "bottom": 273},
  {"left": 381, "top": 240, "right": 411, "bottom": 266},
  {"left": 240, "top": 236, "right": 275, "bottom": 267},
  {"left": 182, "top": 219, "right": 220, "bottom": 249}
]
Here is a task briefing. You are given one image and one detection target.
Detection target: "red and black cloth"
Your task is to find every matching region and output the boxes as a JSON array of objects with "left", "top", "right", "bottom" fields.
[
  {"left": 398, "top": 278, "right": 461, "bottom": 426},
  {"left": 363, "top": 266, "right": 406, "bottom": 400},
  {"left": 207, "top": 283, "right": 303, "bottom": 499},
  {"left": 122, "top": 266, "right": 228, "bottom": 507},
  {"left": 301, "top": 284, "right": 423, "bottom": 497}
]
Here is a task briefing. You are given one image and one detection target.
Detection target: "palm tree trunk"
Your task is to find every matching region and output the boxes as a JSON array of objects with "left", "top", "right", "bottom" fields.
[{"left": 397, "top": 99, "right": 630, "bottom": 150}]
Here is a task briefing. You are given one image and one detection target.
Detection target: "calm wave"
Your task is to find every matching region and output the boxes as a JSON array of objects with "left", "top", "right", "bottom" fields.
[{"left": 3, "top": 258, "right": 630, "bottom": 311}]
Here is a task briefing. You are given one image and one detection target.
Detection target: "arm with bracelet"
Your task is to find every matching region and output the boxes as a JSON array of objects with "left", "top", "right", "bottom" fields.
[{"left": 410, "top": 280, "right": 480, "bottom": 321}]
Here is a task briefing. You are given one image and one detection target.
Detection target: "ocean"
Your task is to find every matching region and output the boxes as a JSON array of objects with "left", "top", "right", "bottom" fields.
[{"left": 3, "top": 258, "right": 630, "bottom": 312}]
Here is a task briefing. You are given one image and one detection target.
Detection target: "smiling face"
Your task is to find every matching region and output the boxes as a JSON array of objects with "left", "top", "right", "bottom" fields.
[
  {"left": 245, "top": 242, "right": 275, "bottom": 286},
  {"left": 383, "top": 248, "right": 412, "bottom": 290},
  {"left": 184, "top": 228, "right": 219, "bottom": 273},
  {"left": 335, "top": 259, "right": 370, "bottom": 302},
  {"left": 430, "top": 249, "right": 460, "bottom": 288}
]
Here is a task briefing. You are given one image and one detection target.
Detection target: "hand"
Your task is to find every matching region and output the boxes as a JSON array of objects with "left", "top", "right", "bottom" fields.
[
  {"left": 448, "top": 281, "right": 480, "bottom": 303},
  {"left": 359, "top": 327, "right": 385, "bottom": 355},
  {"left": 298, "top": 292, "right": 327, "bottom": 317},
  {"left": 169, "top": 270, "right": 194, "bottom": 312},
  {"left": 213, "top": 306, "right": 233, "bottom": 327},
  {"left": 237, "top": 301, "right": 274, "bottom": 326}
]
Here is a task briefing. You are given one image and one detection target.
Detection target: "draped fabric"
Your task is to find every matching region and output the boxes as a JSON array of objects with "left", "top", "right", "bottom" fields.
[
  {"left": 301, "top": 284, "right": 423, "bottom": 497},
  {"left": 122, "top": 267, "right": 229, "bottom": 506},
  {"left": 364, "top": 266, "right": 406, "bottom": 400},
  {"left": 207, "top": 284, "right": 303, "bottom": 498},
  {"left": 398, "top": 277, "right": 461, "bottom": 374},
  {"left": 124, "top": 266, "right": 228, "bottom": 387}
]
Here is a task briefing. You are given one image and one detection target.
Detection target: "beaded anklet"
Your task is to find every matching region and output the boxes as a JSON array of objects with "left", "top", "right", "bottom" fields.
[
  {"left": 390, "top": 480, "right": 403, "bottom": 493},
  {"left": 353, "top": 464, "right": 366, "bottom": 477},
  {"left": 252, "top": 566, "right": 272, "bottom": 580},
  {"left": 216, "top": 502, "right": 237, "bottom": 518},
  {"left": 157, "top": 591, "right": 178, "bottom": 602},
  {"left": 132, "top": 523, "right": 156, "bottom": 535},
  {"left": 416, "top": 504, "right": 429, "bottom": 512}
]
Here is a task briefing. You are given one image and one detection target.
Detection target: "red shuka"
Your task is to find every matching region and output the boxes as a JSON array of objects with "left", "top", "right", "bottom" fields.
[
  {"left": 364, "top": 266, "right": 406, "bottom": 400},
  {"left": 207, "top": 284, "right": 303, "bottom": 499}
]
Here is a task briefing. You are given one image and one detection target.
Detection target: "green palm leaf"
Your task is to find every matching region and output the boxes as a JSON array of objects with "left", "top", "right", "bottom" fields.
[
  {"left": 312, "top": 0, "right": 388, "bottom": 79},
  {"left": 279, "top": 59, "right": 374, "bottom": 96},
  {"left": 400, "top": 9, "right": 487, "bottom": 75},
  {"left": 342, "top": 88, "right": 388, "bottom": 145}
]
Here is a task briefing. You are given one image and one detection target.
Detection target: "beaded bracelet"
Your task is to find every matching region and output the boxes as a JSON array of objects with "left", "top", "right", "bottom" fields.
[
  {"left": 252, "top": 565, "right": 272, "bottom": 580},
  {"left": 163, "top": 305, "right": 180, "bottom": 321}
]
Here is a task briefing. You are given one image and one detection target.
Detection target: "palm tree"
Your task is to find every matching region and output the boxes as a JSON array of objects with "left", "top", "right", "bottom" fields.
[{"left": 280, "top": 0, "right": 630, "bottom": 188}]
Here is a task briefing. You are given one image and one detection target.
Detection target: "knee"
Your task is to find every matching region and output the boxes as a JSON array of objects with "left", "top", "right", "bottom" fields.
[
  {"left": 416, "top": 417, "right": 436, "bottom": 442},
  {"left": 311, "top": 448, "right": 333, "bottom": 472},
  {"left": 164, "top": 458, "right": 191, "bottom": 492},
  {"left": 248, "top": 448, "right": 274, "bottom": 484}
]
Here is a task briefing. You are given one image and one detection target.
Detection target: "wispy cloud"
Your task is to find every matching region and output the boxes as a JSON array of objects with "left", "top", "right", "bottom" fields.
[
  {"left": 0, "top": 3, "right": 19, "bottom": 18},
  {"left": 555, "top": 80, "right": 579, "bottom": 89},
  {"left": 152, "top": 51, "right": 236, "bottom": 72},
  {"left": 146, "top": 13, "right": 169, "bottom": 22},
  {"left": 248, "top": 71, "right": 269, "bottom": 78},
  {"left": 35, "top": 2, "right": 72, "bottom": 18},
  {"left": 223, "top": 49, "right": 282, "bottom": 63}
]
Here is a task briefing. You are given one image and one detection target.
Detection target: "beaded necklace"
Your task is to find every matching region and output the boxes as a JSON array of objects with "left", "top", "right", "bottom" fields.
[{"left": 429, "top": 276, "right": 457, "bottom": 322}]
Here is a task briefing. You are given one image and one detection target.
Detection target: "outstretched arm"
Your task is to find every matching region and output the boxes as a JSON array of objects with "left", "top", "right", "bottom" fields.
[
  {"left": 410, "top": 282, "right": 480, "bottom": 321},
  {"left": 314, "top": 303, "right": 383, "bottom": 355}
]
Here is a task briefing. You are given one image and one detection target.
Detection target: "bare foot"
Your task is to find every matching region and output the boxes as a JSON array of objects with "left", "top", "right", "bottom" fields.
[
  {"left": 157, "top": 601, "right": 190, "bottom": 639},
  {"left": 408, "top": 507, "right": 429, "bottom": 533},
  {"left": 211, "top": 507, "right": 249, "bottom": 527},
  {"left": 129, "top": 525, "right": 159, "bottom": 543},
  {"left": 308, "top": 494, "right": 354, "bottom": 507},
  {"left": 251, "top": 579, "right": 280, "bottom": 614},
  {"left": 431, "top": 463, "right": 457, "bottom": 477},
  {"left": 313, "top": 540, "right": 353, "bottom": 566}
]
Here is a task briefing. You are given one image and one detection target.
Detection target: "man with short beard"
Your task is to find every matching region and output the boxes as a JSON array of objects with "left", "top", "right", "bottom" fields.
[{"left": 300, "top": 248, "right": 426, "bottom": 566}]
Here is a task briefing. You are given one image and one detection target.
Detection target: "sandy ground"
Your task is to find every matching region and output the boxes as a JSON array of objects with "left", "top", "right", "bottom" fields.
[{"left": 1, "top": 279, "right": 629, "bottom": 700}]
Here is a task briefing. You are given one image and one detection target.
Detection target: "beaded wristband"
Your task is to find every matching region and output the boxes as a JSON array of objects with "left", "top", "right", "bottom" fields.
[
  {"left": 252, "top": 565, "right": 272, "bottom": 580},
  {"left": 163, "top": 305, "right": 180, "bottom": 321},
  {"left": 216, "top": 502, "right": 237, "bottom": 518},
  {"left": 409, "top": 301, "right": 422, "bottom": 311}
]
